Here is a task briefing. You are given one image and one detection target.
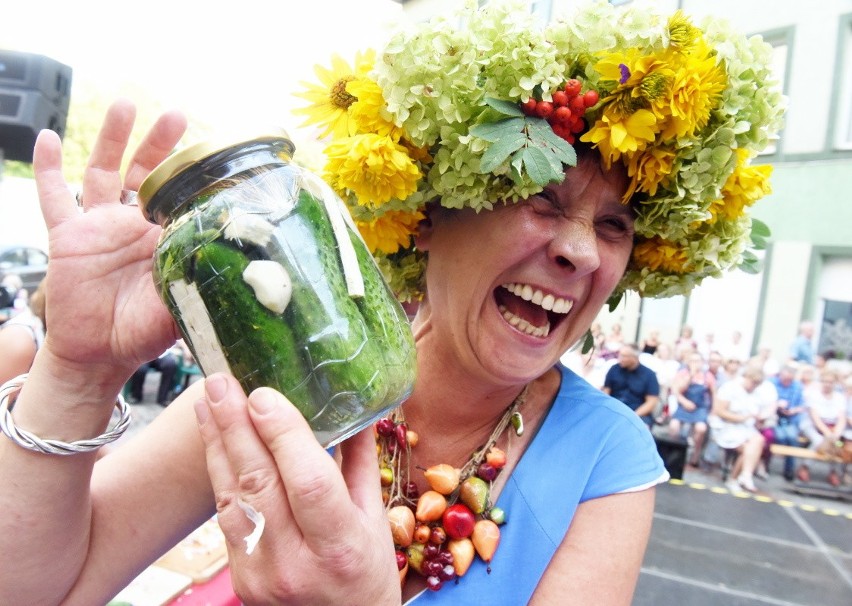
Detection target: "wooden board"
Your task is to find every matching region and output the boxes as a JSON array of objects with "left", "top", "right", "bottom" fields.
[
  {"left": 109, "top": 565, "right": 193, "bottom": 606},
  {"left": 769, "top": 444, "right": 843, "bottom": 463},
  {"left": 154, "top": 518, "right": 228, "bottom": 583}
]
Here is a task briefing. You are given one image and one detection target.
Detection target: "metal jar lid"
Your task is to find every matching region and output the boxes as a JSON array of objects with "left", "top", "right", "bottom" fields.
[{"left": 138, "top": 130, "right": 295, "bottom": 221}]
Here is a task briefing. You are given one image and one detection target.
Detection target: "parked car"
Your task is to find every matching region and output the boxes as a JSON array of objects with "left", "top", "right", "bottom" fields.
[{"left": 0, "top": 244, "right": 48, "bottom": 294}]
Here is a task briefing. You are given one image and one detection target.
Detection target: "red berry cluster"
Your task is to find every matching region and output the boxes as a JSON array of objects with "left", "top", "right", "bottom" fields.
[{"left": 520, "top": 78, "right": 600, "bottom": 144}]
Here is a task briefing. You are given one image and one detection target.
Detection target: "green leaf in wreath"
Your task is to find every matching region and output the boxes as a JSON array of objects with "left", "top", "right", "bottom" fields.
[
  {"left": 750, "top": 217, "right": 771, "bottom": 238},
  {"left": 526, "top": 120, "right": 577, "bottom": 166},
  {"left": 739, "top": 249, "right": 762, "bottom": 274},
  {"left": 484, "top": 97, "right": 525, "bottom": 117},
  {"left": 479, "top": 131, "right": 528, "bottom": 173},
  {"left": 469, "top": 118, "right": 525, "bottom": 143},
  {"left": 520, "top": 146, "right": 560, "bottom": 186},
  {"left": 749, "top": 218, "right": 771, "bottom": 250}
]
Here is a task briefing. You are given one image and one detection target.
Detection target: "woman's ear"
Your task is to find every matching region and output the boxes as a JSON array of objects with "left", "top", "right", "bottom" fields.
[{"left": 413, "top": 211, "right": 435, "bottom": 251}]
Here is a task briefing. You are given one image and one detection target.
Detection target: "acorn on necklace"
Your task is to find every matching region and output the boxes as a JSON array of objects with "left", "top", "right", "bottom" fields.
[{"left": 374, "top": 384, "right": 529, "bottom": 591}]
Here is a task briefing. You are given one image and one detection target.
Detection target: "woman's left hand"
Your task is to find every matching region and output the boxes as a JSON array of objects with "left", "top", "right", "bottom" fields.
[{"left": 194, "top": 373, "right": 400, "bottom": 605}]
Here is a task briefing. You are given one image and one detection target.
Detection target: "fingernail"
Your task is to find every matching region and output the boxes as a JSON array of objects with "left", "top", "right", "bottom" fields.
[
  {"left": 249, "top": 389, "right": 277, "bottom": 415},
  {"left": 193, "top": 399, "right": 209, "bottom": 425},
  {"left": 205, "top": 374, "right": 228, "bottom": 404}
]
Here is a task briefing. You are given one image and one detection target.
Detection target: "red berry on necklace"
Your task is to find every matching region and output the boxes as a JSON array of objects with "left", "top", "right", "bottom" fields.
[{"left": 375, "top": 417, "right": 395, "bottom": 437}]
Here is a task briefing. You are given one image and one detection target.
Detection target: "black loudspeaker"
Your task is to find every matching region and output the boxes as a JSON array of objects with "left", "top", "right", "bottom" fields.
[
  {"left": 653, "top": 433, "right": 687, "bottom": 480},
  {"left": 0, "top": 50, "right": 72, "bottom": 163}
]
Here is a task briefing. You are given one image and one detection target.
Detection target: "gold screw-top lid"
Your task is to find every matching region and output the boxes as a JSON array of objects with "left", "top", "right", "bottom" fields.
[{"left": 138, "top": 130, "right": 295, "bottom": 221}]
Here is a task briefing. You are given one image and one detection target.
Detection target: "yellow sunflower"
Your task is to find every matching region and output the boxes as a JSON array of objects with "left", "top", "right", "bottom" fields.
[
  {"left": 293, "top": 50, "right": 376, "bottom": 138},
  {"left": 356, "top": 209, "right": 425, "bottom": 255}
]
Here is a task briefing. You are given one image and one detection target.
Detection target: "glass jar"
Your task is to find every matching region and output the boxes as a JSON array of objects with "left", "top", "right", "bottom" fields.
[{"left": 138, "top": 133, "right": 417, "bottom": 447}]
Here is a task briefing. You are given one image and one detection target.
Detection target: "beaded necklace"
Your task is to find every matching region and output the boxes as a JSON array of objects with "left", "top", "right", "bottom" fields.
[{"left": 374, "top": 384, "right": 530, "bottom": 592}]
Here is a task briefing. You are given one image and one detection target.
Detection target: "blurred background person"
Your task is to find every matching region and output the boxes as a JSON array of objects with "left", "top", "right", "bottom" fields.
[
  {"left": 667, "top": 351, "right": 715, "bottom": 468},
  {"left": 675, "top": 325, "right": 698, "bottom": 361},
  {"left": 709, "top": 365, "right": 767, "bottom": 493},
  {"left": 798, "top": 368, "right": 847, "bottom": 486},
  {"left": 770, "top": 364, "right": 807, "bottom": 481},
  {"left": 789, "top": 320, "right": 816, "bottom": 365},
  {"left": 640, "top": 329, "right": 660, "bottom": 355},
  {"left": 603, "top": 343, "right": 660, "bottom": 429},
  {"left": 0, "top": 280, "right": 46, "bottom": 384}
]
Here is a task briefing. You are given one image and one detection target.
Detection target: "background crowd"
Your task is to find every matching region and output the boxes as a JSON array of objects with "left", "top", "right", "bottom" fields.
[{"left": 562, "top": 320, "right": 852, "bottom": 493}]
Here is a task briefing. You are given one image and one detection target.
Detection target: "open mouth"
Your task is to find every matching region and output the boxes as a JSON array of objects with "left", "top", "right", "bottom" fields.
[{"left": 495, "top": 283, "right": 574, "bottom": 338}]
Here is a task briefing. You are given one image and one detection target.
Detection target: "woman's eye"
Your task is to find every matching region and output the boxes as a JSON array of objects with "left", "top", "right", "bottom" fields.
[
  {"left": 528, "top": 191, "right": 561, "bottom": 215},
  {"left": 597, "top": 216, "right": 634, "bottom": 239}
]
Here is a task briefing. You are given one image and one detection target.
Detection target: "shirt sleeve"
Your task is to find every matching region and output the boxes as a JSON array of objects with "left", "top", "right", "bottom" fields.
[{"left": 581, "top": 404, "right": 669, "bottom": 501}]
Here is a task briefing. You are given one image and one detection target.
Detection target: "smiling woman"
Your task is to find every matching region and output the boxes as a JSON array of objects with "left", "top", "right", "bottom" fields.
[{"left": 0, "top": 2, "right": 785, "bottom": 605}]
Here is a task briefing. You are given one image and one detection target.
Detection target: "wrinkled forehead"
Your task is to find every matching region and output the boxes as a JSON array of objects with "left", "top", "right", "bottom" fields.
[{"left": 560, "top": 146, "right": 632, "bottom": 208}]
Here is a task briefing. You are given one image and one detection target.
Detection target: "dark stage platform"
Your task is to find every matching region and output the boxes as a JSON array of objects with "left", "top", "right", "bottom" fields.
[{"left": 635, "top": 480, "right": 852, "bottom": 605}]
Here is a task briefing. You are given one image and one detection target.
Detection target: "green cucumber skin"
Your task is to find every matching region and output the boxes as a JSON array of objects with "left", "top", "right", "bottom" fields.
[
  {"left": 191, "top": 241, "right": 317, "bottom": 417},
  {"left": 272, "top": 189, "right": 392, "bottom": 429},
  {"left": 349, "top": 229, "right": 417, "bottom": 407}
]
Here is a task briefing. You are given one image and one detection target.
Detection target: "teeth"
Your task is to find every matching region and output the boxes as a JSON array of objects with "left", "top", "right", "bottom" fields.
[
  {"left": 499, "top": 305, "right": 550, "bottom": 337},
  {"left": 502, "top": 283, "right": 574, "bottom": 315}
]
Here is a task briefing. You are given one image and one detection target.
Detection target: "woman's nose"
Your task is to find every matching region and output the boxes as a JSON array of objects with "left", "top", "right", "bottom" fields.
[{"left": 548, "top": 218, "right": 600, "bottom": 276}]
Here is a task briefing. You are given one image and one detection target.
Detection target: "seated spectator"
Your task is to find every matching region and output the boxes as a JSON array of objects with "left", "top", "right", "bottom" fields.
[
  {"left": 640, "top": 330, "right": 660, "bottom": 355},
  {"left": 707, "top": 351, "right": 724, "bottom": 382},
  {"left": 798, "top": 369, "right": 847, "bottom": 486},
  {"left": 0, "top": 280, "right": 46, "bottom": 383},
  {"left": 602, "top": 343, "right": 660, "bottom": 429},
  {"left": 754, "top": 370, "right": 780, "bottom": 479},
  {"left": 641, "top": 341, "right": 680, "bottom": 423},
  {"left": 718, "top": 329, "right": 749, "bottom": 364},
  {"left": 797, "top": 363, "right": 818, "bottom": 395},
  {"left": 769, "top": 365, "right": 807, "bottom": 481},
  {"left": 667, "top": 352, "right": 715, "bottom": 467},
  {"left": 717, "top": 356, "right": 742, "bottom": 386},
  {"left": 600, "top": 322, "right": 625, "bottom": 361},
  {"left": 128, "top": 349, "right": 180, "bottom": 406},
  {"left": 709, "top": 365, "right": 767, "bottom": 493}
]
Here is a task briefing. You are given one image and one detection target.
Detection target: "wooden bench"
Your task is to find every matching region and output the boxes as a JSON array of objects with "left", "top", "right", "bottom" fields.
[{"left": 769, "top": 443, "right": 845, "bottom": 464}]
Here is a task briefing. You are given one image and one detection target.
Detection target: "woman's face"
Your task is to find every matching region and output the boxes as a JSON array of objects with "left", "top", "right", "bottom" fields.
[{"left": 416, "top": 152, "right": 634, "bottom": 383}]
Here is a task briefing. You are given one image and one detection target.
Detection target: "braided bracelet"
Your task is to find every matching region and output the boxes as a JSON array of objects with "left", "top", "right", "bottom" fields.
[{"left": 0, "top": 373, "right": 131, "bottom": 455}]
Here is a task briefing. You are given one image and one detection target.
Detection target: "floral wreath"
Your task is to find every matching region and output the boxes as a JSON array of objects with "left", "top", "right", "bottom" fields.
[{"left": 293, "top": 0, "right": 786, "bottom": 304}]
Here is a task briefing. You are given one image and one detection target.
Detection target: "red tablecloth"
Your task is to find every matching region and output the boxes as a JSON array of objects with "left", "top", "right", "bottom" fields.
[{"left": 168, "top": 567, "right": 240, "bottom": 606}]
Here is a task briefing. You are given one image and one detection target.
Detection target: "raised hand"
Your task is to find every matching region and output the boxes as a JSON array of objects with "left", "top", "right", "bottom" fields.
[
  {"left": 195, "top": 373, "right": 400, "bottom": 605},
  {"left": 33, "top": 99, "right": 187, "bottom": 377}
]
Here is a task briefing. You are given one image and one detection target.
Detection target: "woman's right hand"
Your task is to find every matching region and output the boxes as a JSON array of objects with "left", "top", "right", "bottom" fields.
[{"left": 33, "top": 99, "right": 187, "bottom": 380}]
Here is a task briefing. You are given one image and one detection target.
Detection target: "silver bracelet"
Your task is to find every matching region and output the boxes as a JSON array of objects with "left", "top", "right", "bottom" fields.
[{"left": 0, "top": 373, "right": 131, "bottom": 455}]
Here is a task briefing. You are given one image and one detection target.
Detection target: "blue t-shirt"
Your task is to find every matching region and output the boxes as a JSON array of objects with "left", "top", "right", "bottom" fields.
[
  {"left": 408, "top": 364, "right": 668, "bottom": 604},
  {"left": 770, "top": 376, "right": 805, "bottom": 424}
]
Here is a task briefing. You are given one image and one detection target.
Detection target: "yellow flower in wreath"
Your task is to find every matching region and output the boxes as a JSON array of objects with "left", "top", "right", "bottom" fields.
[
  {"left": 357, "top": 209, "right": 426, "bottom": 255},
  {"left": 293, "top": 50, "right": 376, "bottom": 138},
  {"left": 324, "top": 134, "right": 423, "bottom": 209},
  {"left": 632, "top": 236, "right": 691, "bottom": 274},
  {"left": 708, "top": 150, "right": 773, "bottom": 222}
]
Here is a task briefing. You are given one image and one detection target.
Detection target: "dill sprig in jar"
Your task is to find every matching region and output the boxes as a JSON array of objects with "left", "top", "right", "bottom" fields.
[{"left": 138, "top": 132, "right": 417, "bottom": 447}]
